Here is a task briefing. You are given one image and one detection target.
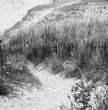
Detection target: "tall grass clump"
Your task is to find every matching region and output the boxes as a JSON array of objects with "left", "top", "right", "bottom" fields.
[
  {"left": 3, "top": 19, "right": 108, "bottom": 81},
  {"left": 2, "top": 19, "right": 108, "bottom": 79},
  {"left": 4, "top": 19, "right": 108, "bottom": 71}
]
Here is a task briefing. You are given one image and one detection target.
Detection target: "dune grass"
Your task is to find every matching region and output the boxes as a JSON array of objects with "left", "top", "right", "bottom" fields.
[
  {"left": 4, "top": 19, "right": 108, "bottom": 76},
  {"left": 1, "top": 17, "right": 108, "bottom": 109}
]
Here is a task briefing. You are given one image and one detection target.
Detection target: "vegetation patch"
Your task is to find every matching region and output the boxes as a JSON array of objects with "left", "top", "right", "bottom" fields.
[
  {"left": 1, "top": 17, "right": 108, "bottom": 109},
  {"left": 3, "top": 19, "right": 108, "bottom": 79}
]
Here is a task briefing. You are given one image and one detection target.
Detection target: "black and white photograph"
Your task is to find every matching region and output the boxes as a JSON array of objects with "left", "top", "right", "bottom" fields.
[{"left": 0, "top": 0, "right": 108, "bottom": 110}]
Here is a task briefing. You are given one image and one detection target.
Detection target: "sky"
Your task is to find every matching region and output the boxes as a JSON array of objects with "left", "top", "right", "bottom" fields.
[{"left": 0, "top": 0, "right": 51, "bottom": 34}]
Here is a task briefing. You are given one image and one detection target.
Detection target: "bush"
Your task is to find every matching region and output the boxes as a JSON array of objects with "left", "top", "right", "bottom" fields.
[{"left": 69, "top": 83, "right": 108, "bottom": 110}]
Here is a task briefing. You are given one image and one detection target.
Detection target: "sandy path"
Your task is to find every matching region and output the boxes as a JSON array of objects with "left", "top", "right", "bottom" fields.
[
  {"left": 24, "top": 63, "right": 80, "bottom": 110},
  {"left": 0, "top": 62, "right": 80, "bottom": 110}
]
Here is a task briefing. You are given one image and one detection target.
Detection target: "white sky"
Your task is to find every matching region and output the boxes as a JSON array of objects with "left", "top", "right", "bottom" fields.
[{"left": 0, "top": 0, "right": 51, "bottom": 34}]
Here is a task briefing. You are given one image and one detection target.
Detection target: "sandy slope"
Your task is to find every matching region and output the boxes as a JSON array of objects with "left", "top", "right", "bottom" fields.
[
  {"left": 0, "top": 0, "right": 81, "bottom": 34},
  {"left": 3, "top": 0, "right": 81, "bottom": 37},
  {"left": 0, "top": 0, "right": 51, "bottom": 33},
  {"left": 0, "top": 63, "right": 80, "bottom": 110}
]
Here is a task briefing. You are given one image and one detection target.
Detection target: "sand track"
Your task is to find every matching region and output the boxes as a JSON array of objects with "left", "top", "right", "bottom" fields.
[{"left": 0, "top": 62, "right": 80, "bottom": 110}]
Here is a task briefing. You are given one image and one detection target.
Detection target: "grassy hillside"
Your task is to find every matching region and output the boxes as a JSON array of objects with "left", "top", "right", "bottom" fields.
[
  {"left": 1, "top": 1, "right": 108, "bottom": 109},
  {"left": 4, "top": 18, "right": 108, "bottom": 82},
  {"left": 4, "top": 1, "right": 108, "bottom": 39},
  {"left": 2, "top": 18, "right": 108, "bottom": 109}
]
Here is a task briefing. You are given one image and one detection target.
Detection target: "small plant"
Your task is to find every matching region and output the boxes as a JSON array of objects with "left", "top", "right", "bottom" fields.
[{"left": 69, "top": 82, "right": 108, "bottom": 110}]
